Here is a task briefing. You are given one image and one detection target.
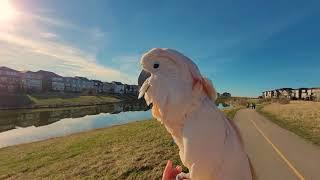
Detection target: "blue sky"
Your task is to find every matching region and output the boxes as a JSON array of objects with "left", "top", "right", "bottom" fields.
[{"left": 1, "top": 0, "right": 319, "bottom": 97}]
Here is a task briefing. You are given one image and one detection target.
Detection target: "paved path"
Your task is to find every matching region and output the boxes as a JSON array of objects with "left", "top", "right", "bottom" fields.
[{"left": 234, "top": 109, "right": 320, "bottom": 180}]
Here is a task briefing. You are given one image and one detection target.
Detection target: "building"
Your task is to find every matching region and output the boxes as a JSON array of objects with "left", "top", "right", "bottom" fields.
[
  {"left": 124, "top": 84, "right": 139, "bottom": 94},
  {"left": 262, "top": 91, "right": 273, "bottom": 98},
  {"left": 311, "top": 88, "right": 320, "bottom": 101},
  {"left": 64, "top": 77, "right": 79, "bottom": 92},
  {"left": 132, "top": 85, "right": 139, "bottom": 95},
  {"left": 92, "top": 80, "right": 103, "bottom": 94},
  {"left": 75, "top": 77, "right": 94, "bottom": 92},
  {"left": 278, "top": 88, "right": 293, "bottom": 99},
  {"left": 112, "top": 81, "right": 125, "bottom": 94},
  {"left": 262, "top": 87, "right": 320, "bottom": 101},
  {"left": 292, "top": 89, "right": 300, "bottom": 99},
  {"left": 35, "top": 70, "right": 62, "bottom": 92},
  {"left": 0, "top": 67, "right": 21, "bottom": 93},
  {"left": 299, "top": 88, "right": 308, "bottom": 99},
  {"left": 51, "top": 76, "right": 65, "bottom": 91},
  {"left": 21, "top": 71, "right": 43, "bottom": 93},
  {"left": 103, "top": 82, "right": 115, "bottom": 93}
]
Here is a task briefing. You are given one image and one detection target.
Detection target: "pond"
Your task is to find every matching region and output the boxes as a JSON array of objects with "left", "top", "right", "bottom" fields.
[
  {"left": 0, "top": 101, "right": 151, "bottom": 148},
  {"left": 0, "top": 101, "right": 231, "bottom": 148},
  {"left": 216, "top": 103, "right": 232, "bottom": 109}
]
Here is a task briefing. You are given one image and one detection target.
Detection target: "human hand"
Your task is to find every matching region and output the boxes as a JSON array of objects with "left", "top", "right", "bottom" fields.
[{"left": 162, "top": 160, "right": 182, "bottom": 180}]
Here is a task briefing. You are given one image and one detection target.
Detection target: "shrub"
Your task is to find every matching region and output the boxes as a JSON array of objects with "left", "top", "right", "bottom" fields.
[
  {"left": 278, "top": 96, "right": 290, "bottom": 104},
  {"left": 313, "top": 92, "right": 320, "bottom": 102},
  {"left": 258, "top": 98, "right": 272, "bottom": 104}
]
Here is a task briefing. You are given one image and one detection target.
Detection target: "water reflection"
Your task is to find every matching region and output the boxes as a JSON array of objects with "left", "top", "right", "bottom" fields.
[
  {"left": 0, "top": 101, "right": 150, "bottom": 133},
  {"left": 216, "top": 103, "right": 232, "bottom": 109}
]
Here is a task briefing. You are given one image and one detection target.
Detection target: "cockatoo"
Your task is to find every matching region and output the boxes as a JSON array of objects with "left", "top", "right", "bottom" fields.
[{"left": 138, "top": 48, "right": 254, "bottom": 180}]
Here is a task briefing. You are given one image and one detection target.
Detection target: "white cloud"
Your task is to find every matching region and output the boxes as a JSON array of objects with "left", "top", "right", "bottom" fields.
[
  {"left": 39, "top": 32, "right": 58, "bottom": 39},
  {"left": 0, "top": 10, "right": 137, "bottom": 84}
]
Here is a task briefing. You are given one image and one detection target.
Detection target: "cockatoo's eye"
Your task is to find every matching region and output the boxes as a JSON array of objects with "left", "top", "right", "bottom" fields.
[{"left": 153, "top": 63, "right": 159, "bottom": 69}]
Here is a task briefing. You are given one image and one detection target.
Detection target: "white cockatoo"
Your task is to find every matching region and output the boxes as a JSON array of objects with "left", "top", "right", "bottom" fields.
[{"left": 138, "top": 48, "right": 254, "bottom": 180}]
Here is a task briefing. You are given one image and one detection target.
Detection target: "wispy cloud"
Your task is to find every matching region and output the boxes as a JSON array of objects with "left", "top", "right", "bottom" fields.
[
  {"left": 0, "top": 10, "right": 136, "bottom": 84},
  {"left": 39, "top": 32, "right": 58, "bottom": 39}
]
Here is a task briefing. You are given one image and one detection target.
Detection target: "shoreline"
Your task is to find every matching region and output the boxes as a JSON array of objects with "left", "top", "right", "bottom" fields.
[{"left": 0, "top": 93, "right": 141, "bottom": 111}]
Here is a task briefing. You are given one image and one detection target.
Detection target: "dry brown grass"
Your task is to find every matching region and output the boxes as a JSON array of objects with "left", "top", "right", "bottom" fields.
[{"left": 258, "top": 101, "right": 320, "bottom": 145}]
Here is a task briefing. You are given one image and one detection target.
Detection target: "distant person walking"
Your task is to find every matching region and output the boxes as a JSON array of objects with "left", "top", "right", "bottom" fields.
[{"left": 251, "top": 103, "right": 256, "bottom": 109}]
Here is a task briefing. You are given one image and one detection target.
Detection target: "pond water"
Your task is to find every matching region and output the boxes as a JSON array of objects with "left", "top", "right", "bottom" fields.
[
  {"left": 216, "top": 103, "right": 232, "bottom": 109},
  {"left": 0, "top": 101, "right": 151, "bottom": 148},
  {"left": 0, "top": 101, "right": 231, "bottom": 148}
]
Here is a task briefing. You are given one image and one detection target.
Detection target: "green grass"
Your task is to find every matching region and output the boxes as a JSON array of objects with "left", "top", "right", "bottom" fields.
[
  {"left": 0, "top": 120, "right": 184, "bottom": 180},
  {"left": 28, "top": 95, "right": 121, "bottom": 108},
  {"left": 222, "top": 107, "right": 243, "bottom": 119},
  {"left": 0, "top": 107, "right": 242, "bottom": 179}
]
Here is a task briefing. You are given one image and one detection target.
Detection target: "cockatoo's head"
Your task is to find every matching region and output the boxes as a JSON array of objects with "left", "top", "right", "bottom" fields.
[{"left": 138, "top": 48, "right": 217, "bottom": 121}]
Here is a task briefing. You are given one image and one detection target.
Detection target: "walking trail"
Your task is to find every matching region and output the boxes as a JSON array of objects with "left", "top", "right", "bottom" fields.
[{"left": 234, "top": 109, "right": 320, "bottom": 180}]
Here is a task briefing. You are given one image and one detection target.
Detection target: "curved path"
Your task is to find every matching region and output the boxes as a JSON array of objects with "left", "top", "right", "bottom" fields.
[{"left": 234, "top": 109, "right": 320, "bottom": 180}]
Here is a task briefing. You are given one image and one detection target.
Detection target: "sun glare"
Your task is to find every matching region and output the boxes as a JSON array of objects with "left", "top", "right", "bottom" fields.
[{"left": 0, "top": 0, "right": 16, "bottom": 22}]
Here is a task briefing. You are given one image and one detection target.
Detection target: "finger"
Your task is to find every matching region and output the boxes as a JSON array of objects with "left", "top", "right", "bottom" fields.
[
  {"left": 162, "top": 160, "right": 173, "bottom": 180},
  {"left": 175, "top": 166, "right": 182, "bottom": 173}
]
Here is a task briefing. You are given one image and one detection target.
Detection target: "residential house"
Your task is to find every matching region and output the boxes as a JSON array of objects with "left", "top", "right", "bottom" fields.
[
  {"left": 0, "top": 67, "right": 21, "bottom": 93},
  {"left": 112, "top": 81, "right": 125, "bottom": 94},
  {"left": 124, "top": 84, "right": 139, "bottom": 94},
  {"left": 75, "top": 77, "right": 94, "bottom": 92},
  {"left": 292, "top": 89, "right": 300, "bottom": 99},
  {"left": 52, "top": 76, "right": 65, "bottom": 91},
  {"left": 103, "top": 82, "right": 115, "bottom": 93},
  {"left": 262, "top": 87, "right": 320, "bottom": 101},
  {"left": 64, "top": 77, "right": 80, "bottom": 92},
  {"left": 92, "top": 80, "right": 103, "bottom": 94},
  {"left": 278, "top": 88, "right": 293, "bottom": 99},
  {"left": 21, "top": 71, "right": 43, "bottom": 93},
  {"left": 299, "top": 88, "right": 308, "bottom": 99},
  {"left": 35, "top": 70, "right": 62, "bottom": 92},
  {"left": 262, "top": 91, "right": 273, "bottom": 98},
  {"left": 311, "top": 88, "right": 320, "bottom": 101},
  {"left": 132, "top": 85, "right": 139, "bottom": 95}
]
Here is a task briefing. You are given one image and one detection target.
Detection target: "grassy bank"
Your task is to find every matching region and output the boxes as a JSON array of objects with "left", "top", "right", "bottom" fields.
[
  {"left": 28, "top": 95, "right": 121, "bottom": 107},
  {"left": 0, "top": 120, "right": 183, "bottom": 180},
  {"left": 0, "top": 105, "right": 242, "bottom": 179},
  {"left": 222, "top": 107, "right": 244, "bottom": 119},
  {"left": 0, "top": 93, "right": 140, "bottom": 110},
  {"left": 257, "top": 101, "right": 320, "bottom": 145}
]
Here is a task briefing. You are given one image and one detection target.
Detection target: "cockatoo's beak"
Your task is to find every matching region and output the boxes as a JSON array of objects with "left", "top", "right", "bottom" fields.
[
  {"left": 138, "top": 70, "right": 151, "bottom": 100},
  {"left": 138, "top": 70, "right": 151, "bottom": 86}
]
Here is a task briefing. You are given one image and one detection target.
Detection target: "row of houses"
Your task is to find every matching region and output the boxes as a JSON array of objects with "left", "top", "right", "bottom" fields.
[
  {"left": 262, "top": 88, "right": 320, "bottom": 100},
  {"left": 0, "top": 66, "right": 139, "bottom": 95}
]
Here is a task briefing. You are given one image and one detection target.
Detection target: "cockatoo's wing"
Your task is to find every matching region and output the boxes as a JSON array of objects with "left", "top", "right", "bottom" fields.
[{"left": 181, "top": 105, "right": 252, "bottom": 180}]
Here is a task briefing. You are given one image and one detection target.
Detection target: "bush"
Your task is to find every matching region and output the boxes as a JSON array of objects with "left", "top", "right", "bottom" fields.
[
  {"left": 258, "top": 98, "right": 272, "bottom": 104},
  {"left": 313, "top": 92, "right": 320, "bottom": 102},
  {"left": 278, "top": 96, "right": 290, "bottom": 104}
]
